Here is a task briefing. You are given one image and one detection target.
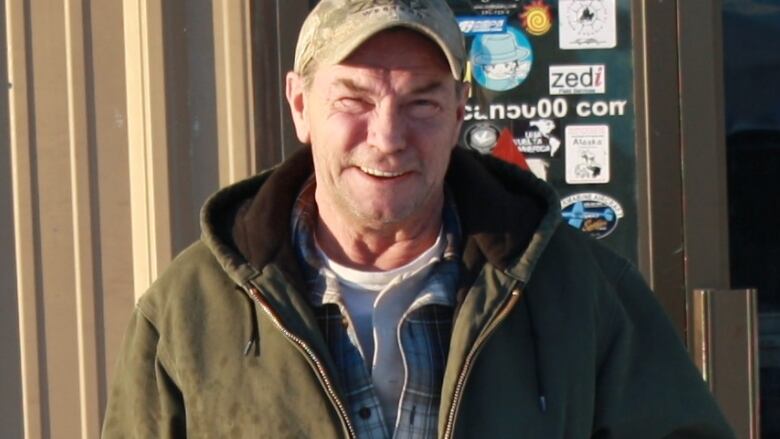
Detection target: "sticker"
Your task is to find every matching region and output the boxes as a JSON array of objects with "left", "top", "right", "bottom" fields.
[
  {"left": 521, "top": 1, "right": 553, "bottom": 36},
  {"left": 559, "top": 0, "right": 617, "bottom": 49},
  {"left": 465, "top": 98, "right": 569, "bottom": 121},
  {"left": 574, "top": 99, "right": 627, "bottom": 117},
  {"left": 514, "top": 119, "right": 562, "bottom": 157},
  {"left": 565, "top": 125, "right": 610, "bottom": 184},
  {"left": 464, "top": 122, "right": 501, "bottom": 154},
  {"left": 469, "top": 2, "right": 522, "bottom": 16},
  {"left": 458, "top": 16, "right": 508, "bottom": 35},
  {"left": 492, "top": 128, "right": 530, "bottom": 170},
  {"left": 549, "top": 64, "right": 606, "bottom": 95},
  {"left": 560, "top": 192, "right": 624, "bottom": 239},
  {"left": 469, "top": 26, "right": 533, "bottom": 92},
  {"left": 526, "top": 158, "right": 550, "bottom": 181}
]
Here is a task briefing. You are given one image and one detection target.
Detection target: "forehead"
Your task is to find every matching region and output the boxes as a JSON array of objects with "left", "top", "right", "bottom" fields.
[{"left": 314, "top": 29, "right": 452, "bottom": 87}]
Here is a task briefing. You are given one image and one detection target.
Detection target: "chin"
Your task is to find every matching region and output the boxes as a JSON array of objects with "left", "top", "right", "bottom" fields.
[
  {"left": 352, "top": 203, "right": 417, "bottom": 226},
  {"left": 357, "top": 210, "right": 408, "bottom": 225}
]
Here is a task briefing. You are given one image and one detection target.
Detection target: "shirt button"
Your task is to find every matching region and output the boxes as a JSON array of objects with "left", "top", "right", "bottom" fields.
[{"left": 358, "top": 407, "right": 371, "bottom": 420}]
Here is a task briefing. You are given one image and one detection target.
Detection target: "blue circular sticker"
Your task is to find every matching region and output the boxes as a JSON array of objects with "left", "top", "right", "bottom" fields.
[
  {"left": 560, "top": 193, "right": 624, "bottom": 239},
  {"left": 470, "top": 26, "right": 533, "bottom": 92}
]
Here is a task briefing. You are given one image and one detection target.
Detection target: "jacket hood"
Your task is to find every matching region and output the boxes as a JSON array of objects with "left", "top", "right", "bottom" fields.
[{"left": 200, "top": 145, "right": 562, "bottom": 290}]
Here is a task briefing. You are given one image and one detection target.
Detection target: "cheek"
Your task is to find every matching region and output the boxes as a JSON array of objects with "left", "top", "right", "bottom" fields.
[
  {"left": 413, "top": 132, "right": 456, "bottom": 177},
  {"left": 412, "top": 116, "right": 461, "bottom": 149},
  {"left": 310, "top": 119, "right": 369, "bottom": 181},
  {"left": 312, "top": 116, "right": 365, "bottom": 153}
]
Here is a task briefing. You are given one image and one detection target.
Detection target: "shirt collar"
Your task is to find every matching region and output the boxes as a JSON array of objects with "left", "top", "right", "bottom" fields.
[{"left": 291, "top": 177, "right": 462, "bottom": 306}]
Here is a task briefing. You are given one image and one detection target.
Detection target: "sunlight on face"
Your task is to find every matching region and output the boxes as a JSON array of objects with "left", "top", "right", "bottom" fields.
[{"left": 298, "top": 30, "right": 466, "bottom": 230}]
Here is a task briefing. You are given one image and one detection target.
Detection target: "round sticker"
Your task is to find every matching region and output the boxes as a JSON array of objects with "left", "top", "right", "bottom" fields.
[
  {"left": 521, "top": 1, "right": 554, "bottom": 36},
  {"left": 464, "top": 123, "right": 501, "bottom": 154},
  {"left": 469, "top": 26, "right": 533, "bottom": 92},
  {"left": 560, "top": 193, "right": 624, "bottom": 239}
]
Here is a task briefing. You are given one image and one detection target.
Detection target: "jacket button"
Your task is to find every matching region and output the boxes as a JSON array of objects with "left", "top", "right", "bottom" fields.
[{"left": 358, "top": 407, "right": 371, "bottom": 419}]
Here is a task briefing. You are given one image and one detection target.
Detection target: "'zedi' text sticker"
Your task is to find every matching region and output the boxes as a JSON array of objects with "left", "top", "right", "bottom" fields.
[{"left": 549, "top": 64, "right": 606, "bottom": 95}]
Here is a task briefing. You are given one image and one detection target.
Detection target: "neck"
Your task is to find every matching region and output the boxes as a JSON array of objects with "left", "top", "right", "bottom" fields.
[{"left": 315, "top": 200, "right": 443, "bottom": 272}]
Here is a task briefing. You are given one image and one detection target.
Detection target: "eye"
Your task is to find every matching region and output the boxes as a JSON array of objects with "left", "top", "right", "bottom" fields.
[
  {"left": 334, "top": 97, "right": 370, "bottom": 113},
  {"left": 407, "top": 99, "right": 440, "bottom": 119}
]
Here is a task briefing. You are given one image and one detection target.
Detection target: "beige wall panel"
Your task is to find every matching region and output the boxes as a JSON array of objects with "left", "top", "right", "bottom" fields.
[
  {"left": 161, "top": 0, "right": 218, "bottom": 254},
  {"left": 124, "top": 0, "right": 175, "bottom": 299},
  {"left": 6, "top": 0, "right": 312, "bottom": 436},
  {"left": 87, "top": 0, "right": 135, "bottom": 396},
  {"left": 178, "top": 0, "right": 219, "bottom": 247},
  {"left": 10, "top": 3, "right": 47, "bottom": 439},
  {"left": 251, "top": 0, "right": 310, "bottom": 166},
  {"left": 214, "top": 0, "right": 256, "bottom": 185},
  {"left": 64, "top": 0, "right": 103, "bottom": 435},
  {"left": 28, "top": 0, "right": 83, "bottom": 436},
  {"left": 1, "top": 2, "right": 26, "bottom": 437},
  {"left": 7, "top": 0, "right": 45, "bottom": 436}
]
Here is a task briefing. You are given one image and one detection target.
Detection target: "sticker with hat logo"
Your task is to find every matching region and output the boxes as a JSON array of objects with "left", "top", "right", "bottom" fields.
[
  {"left": 520, "top": 0, "right": 554, "bottom": 36},
  {"left": 469, "top": 26, "right": 533, "bottom": 92},
  {"left": 560, "top": 192, "right": 624, "bottom": 239}
]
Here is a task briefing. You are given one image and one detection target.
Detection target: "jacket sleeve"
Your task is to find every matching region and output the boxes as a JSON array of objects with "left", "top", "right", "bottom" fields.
[
  {"left": 592, "top": 263, "right": 735, "bottom": 439},
  {"left": 102, "top": 306, "right": 187, "bottom": 438}
]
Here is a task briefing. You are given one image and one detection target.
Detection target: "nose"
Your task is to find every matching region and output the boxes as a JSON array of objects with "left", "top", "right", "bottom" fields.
[{"left": 368, "top": 103, "right": 406, "bottom": 153}]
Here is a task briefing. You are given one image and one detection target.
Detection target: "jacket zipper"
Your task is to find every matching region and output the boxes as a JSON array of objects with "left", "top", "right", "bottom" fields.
[
  {"left": 442, "top": 286, "right": 524, "bottom": 439},
  {"left": 245, "top": 285, "right": 358, "bottom": 439}
]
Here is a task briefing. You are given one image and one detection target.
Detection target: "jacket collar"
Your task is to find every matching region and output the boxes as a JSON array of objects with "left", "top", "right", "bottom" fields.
[{"left": 200, "top": 145, "right": 561, "bottom": 289}]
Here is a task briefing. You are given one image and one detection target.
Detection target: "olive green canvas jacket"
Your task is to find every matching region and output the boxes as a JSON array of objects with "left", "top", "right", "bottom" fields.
[{"left": 103, "top": 147, "right": 734, "bottom": 438}]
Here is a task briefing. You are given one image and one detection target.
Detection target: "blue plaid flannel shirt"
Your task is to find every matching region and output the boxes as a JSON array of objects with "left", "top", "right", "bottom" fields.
[{"left": 292, "top": 178, "right": 461, "bottom": 439}]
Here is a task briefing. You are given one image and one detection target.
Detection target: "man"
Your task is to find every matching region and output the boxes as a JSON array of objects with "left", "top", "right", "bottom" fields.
[{"left": 103, "top": 1, "right": 734, "bottom": 438}]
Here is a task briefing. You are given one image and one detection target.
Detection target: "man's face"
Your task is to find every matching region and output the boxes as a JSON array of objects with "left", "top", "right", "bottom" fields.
[{"left": 287, "top": 29, "right": 467, "bottom": 229}]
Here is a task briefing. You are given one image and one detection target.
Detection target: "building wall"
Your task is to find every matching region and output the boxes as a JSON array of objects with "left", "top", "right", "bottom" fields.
[
  {"left": 3, "top": 1, "right": 752, "bottom": 437},
  {"left": 1, "top": 3, "right": 26, "bottom": 438},
  {"left": 1, "top": 0, "right": 308, "bottom": 437}
]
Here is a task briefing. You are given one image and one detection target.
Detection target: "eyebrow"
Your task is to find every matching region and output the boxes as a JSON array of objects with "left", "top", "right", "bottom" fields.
[
  {"left": 333, "top": 77, "right": 448, "bottom": 95},
  {"left": 333, "top": 78, "right": 368, "bottom": 94},
  {"left": 410, "top": 80, "right": 448, "bottom": 95}
]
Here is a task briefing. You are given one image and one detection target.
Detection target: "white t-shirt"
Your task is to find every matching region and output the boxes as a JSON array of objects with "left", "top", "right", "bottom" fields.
[{"left": 316, "top": 230, "right": 446, "bottom": 429}]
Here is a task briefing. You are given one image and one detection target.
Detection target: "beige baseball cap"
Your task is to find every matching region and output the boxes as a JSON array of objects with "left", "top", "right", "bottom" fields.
[{"left": 294, "top": 0, "right": 466, "bottom": 80}]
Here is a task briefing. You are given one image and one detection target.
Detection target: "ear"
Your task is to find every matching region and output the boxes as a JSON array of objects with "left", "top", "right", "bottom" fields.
[{"left": 285, "top": 71, "right": 311, "bottom": 144}]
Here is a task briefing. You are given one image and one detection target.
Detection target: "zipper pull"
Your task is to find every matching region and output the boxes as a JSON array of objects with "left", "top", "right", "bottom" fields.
[
  {"left": 243, "top": 338, "right": 256, "bottom": 356},
  {"left": 240, "top": 285, "right": 260, "bottom": 357},
  {"left": 539, "top": 395, "right": 547, "bottom": 413}
]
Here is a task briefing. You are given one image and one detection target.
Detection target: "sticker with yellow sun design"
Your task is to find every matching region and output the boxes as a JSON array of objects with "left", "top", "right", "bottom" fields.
[{"left": 521, "top": 0, "right": 553, "bottom": 36}]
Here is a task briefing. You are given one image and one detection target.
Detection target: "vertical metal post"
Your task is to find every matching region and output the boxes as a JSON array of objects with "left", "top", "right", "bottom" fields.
[
  {"left": 632, "top": 0, "right": 687, "bottom": 336},
  {"left": 692, "top": 289, "right": 761, "bottom": 438}
]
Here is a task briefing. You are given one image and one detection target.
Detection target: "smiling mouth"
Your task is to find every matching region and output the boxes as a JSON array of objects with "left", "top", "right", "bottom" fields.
[{"left": 359, "top": 166, "right": 407, "bottom": 178}]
